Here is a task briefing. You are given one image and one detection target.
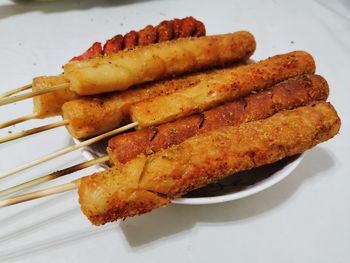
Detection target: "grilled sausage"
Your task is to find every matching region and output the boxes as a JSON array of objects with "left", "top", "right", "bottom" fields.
[{"left": 71, "top": 16, "right": 206, "bottom": 60}]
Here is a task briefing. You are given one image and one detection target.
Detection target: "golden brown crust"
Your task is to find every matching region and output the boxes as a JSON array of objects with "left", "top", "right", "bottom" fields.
[
  {"left": 62, "top": 66, "right": 216, "bottom": 138},
  {"left": 141, "top": 102, "right": 340, "bottom": 196},
  {"left": 34, "top": 17, "right": 206, "bottom": 119},
  {"left": 79, "top": 102, "right": 340, "bottom": 225},
  {"left": 78, "top": 156, "right": 170, "bottom": 224},
  {"left": 108, "top": 74, "right": 329, "bottom": 164},
  {"left": 32, "top": 76, "right": 79, "bottom": 118},
  {"left": 63, "top": 31, "right": 256, "bottom": 95},
  {"left": 129, "top": 51, "right": 316, "bottom": 127}
]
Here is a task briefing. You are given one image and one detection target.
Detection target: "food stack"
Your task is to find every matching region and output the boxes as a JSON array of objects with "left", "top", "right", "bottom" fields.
[{"left": 0, "top": 17, "right": 340, "bottom": 226}]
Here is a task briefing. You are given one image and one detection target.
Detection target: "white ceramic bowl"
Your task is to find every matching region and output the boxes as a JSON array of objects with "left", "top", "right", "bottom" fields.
[{"left": 74, "top": 138, "right": 302, "bottom": 205}]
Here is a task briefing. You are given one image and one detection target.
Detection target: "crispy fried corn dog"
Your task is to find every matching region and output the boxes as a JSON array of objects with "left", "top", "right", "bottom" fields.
[
  {"left": 107, "top": 74, "right": 329, "bottom": 164},
  {"left": 78, "top": 102, "right": 340, "bottom": 225},
  {"left": 63, "top": 31, "right": 256, "bottom": 95},
  {"left": 129, "top": 51, "right": 315, "bottom": 127}
]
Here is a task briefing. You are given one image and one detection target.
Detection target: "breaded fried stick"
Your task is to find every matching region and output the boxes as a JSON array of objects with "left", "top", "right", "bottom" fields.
[
  {"left": 64, "top": 31, "right": 256, "bottom": 95},
  {"left": 64, "top": 50, "right": 315, "bottom": 139},
  {"left": 108, "top": 74, "right": 329, "bottom": 164},
  {"left": 130, "top": 51, "right": 315, "bottom": 127},
  {"left": 78, "top": 102, "right": 340, "bottom": 225}
]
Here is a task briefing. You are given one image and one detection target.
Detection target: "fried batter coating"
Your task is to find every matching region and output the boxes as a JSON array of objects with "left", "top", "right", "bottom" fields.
[
  {"left": 108, "top": 74, "right": 329, "bottom": 164},
  {"left": 78, "top": 102, "right": 340, "bottom": 225},
  {"left": 32, "top": 17, "right": 207, "bottom": 120},
  {"left": 32, "top": 76, "right": 79, "bottom": 118},
  {"left": 62, "top": 66, "right": 222, "bottom": 139},
  {"left": 63, "top": 31, "right": 256, "bottom": 95},
  {"left": 130, "top": 51, "right": 315, "bottom": 127}
]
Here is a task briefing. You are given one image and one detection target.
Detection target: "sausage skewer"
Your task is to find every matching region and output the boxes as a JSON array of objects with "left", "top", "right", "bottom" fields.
[
  {"left": 0, "top": 102, "right": 341, "bottom": 224},
  {"left": 0, "top": 31, "right": 255, "bottom": 106},
  {"left": 0, "top": 17, "right": 206, "bottom": 128},
  {"left": 0, "top": 74, "right": 329, "bottom": 196},
  {"left": 0, "top": 51, "right": 315, "bottom": 178}
]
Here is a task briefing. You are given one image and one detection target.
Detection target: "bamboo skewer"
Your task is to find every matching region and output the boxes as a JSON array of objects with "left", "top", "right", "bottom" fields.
[
  {"left": 0, "top": 120, "right": 69, "bottom": 144},
  {"left": 0, "top": 84, "right": 32, "bottom": 98},
  {"left": 0, "top": 120, "right": 69, "bottom": 143},
  {"left": 0, "top": 155, "right": 109, "bottom": 198},
  {"left": 0, "top": 82, "right": 69, "bottom": 106},
  {"left": 0, "top": 182, "right": 78, "bottom": 207},
  {"left": 0, "top": 121, "right": 138, "bottom": 180},
  {"left": 0, "top": 113, "right": 38, "bottom": 129}
]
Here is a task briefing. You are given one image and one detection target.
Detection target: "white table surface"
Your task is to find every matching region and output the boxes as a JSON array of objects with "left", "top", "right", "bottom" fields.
[{"left": 0, "top": 0, "right": 349, "bottom": 262}]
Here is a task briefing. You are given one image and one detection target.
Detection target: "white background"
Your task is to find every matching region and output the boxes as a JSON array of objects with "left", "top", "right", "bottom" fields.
[{"left": 0, "top": 0, "right": 349, "bottom": 262}]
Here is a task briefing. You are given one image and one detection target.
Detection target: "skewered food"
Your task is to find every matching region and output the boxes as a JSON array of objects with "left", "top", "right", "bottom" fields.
[
  {"left": 32, "top": 76, "right": 79, "bottom": 117},
  {"left": 0, "top": 49, "right": 318, "bottom": 178},
  {"left": 62, "top": 51, "right": 315, "bottom": 139},
  {"left": 78, "top": 102, "right": 340, "bottom": 225},
  {"left": 108, "top": 74, "right": 329, "bottom": 164},
  {"left": 129, "top": 50, "right": 315, "bottom": 127},
  {"left": 30, "top": 17, "right": 206, "bottom": 119},
  {"left": 63, "top": 31, "right": 256, "bottom": 95},
  {"left": 0, "top": 73, "right": 329, "bottom": 197},
  {"left": 0, "top": 19, "right": 341, "bottom": 230},
  {"left": 62, "top": 69, "right": 217, "bottom": 138}
]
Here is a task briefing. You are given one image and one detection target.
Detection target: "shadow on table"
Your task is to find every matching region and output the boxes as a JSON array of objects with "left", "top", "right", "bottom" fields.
[
  {"left": 0, "top": 191, "right": 115, "bottom": 261},
  {"left": 0, "top": 147, "right": 335, "bottom": 260},
  {"left": 0, "top": 0, "right": 154, "bottom": 20},
  {"left": 120, "top": 147, "right": 335, "bottom": 248},
  {"left": 315, "top": 0, "right": 350, "bottom": 22}
]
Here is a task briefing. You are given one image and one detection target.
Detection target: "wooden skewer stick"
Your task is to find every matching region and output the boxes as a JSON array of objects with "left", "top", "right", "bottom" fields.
[
  {"left": 0, "top": 120, "right": 69, "bottom": 144},
  {"left": 0, "top": 84, "right": 32, "bottom": 98},
  {"left": 0, "top": 113, "right": 38, "bottom": 129},
  {"left": 0, "top": 181, "right": 78, "bottom": 207},
  {"left": 0, "top": 82, "right": 69, "bottom": 107},
  {"left": 0, "top": 155, "right": 109, "bottom": 198},
  {"left": 0, "top": 121, "right": 138, "bottom": 180}
]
